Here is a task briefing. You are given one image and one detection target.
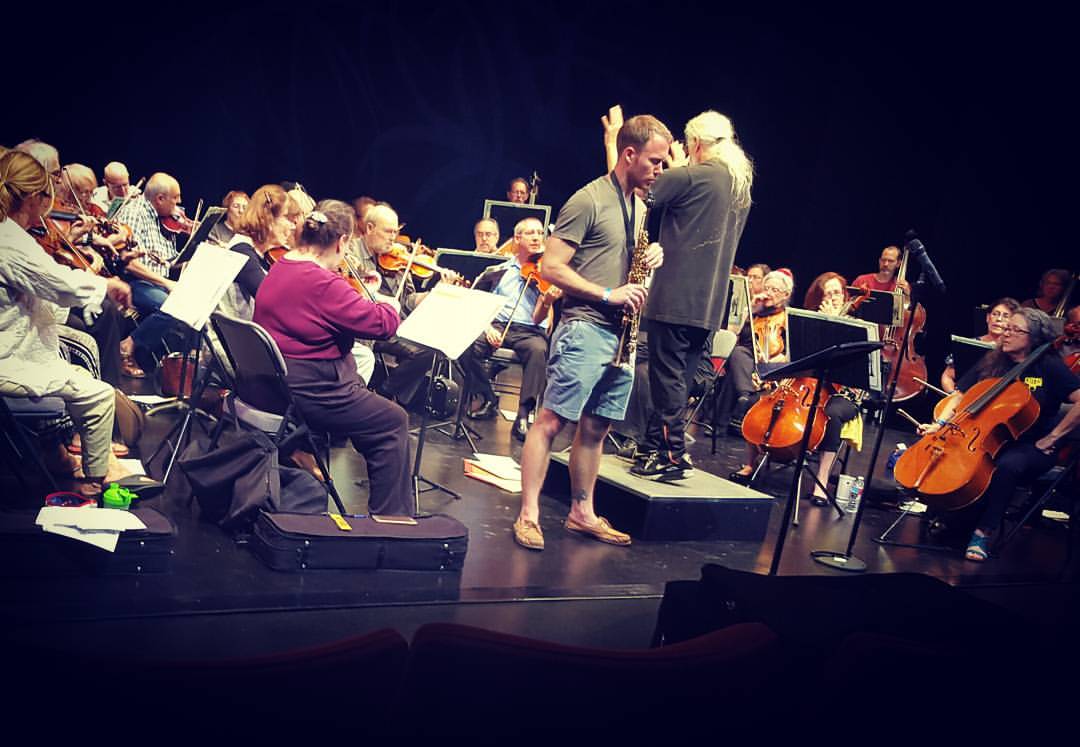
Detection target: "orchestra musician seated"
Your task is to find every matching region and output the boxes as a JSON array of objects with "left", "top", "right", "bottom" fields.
[
  {"left": 725, "top": 268, "right": 793, "bottom": 430},
  {"left": 1020, "top": 268, "right": 1071, "bottom": 315},
  {"left": 460, "top": 217, "right": 561, "bottom": 440},
  {"left": 207, "top": 189, "right": 250, "bottom": 246},
  {"left": 506, "top": 177, "right": 529, "bottom": 204},
  {"left": 91, "top": 161, "right": 140, "bottom": 212},
  {"left": 912, "top": 308, "right": 1080, "bottom": 561},
  {"left": 941, "top": 297, "right": 1020, "bottom": 393},
  {"left": 852, "top": 245, "right": 910, "bottom": 295},
  {"left": 253, "top": 199, "right": 414, "bottom": 517},
  {"left": 473, "top": 217, "right": 500, "bottom": 254},
  {"left": 727, "top": 269, "right": 795, "bottom": 482},
  {"left": 350, "top": 202, "right": 438, "bottom": 407},
  {"left": 799, "top": 272, "right": 865, "bottom": 504},
  {"left": 0, "top": 148, "right": 134, "bottom": 498}
]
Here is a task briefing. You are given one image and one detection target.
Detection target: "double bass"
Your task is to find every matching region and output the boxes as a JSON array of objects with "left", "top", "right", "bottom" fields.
[{"left": 880, "top": 247, "right": 927, "bottom": 401}]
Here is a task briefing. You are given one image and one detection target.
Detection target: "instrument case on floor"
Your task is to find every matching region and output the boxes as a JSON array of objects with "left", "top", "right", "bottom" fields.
[
  {"left": 251, "top": 511, "right": 468, "bottom": 572},
  {"left": 0, "top": 506, "right": 176, "bottom": 576}
]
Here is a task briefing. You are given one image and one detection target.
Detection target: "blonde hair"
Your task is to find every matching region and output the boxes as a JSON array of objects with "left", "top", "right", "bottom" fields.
[
  {"left": 685, "top": 111, "right": 754, "bottom": 209},
  {"left": 0, "top": 150, "right": 50, "bottom": 220}
]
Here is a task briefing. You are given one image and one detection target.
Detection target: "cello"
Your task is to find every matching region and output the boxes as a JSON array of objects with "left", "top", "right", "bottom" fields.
[
  {"left": 894, "top": 321, "right": 1080, "bottom": 510},
  {"left": 879, "top": 247, "right": 927, "bottom": 401}
]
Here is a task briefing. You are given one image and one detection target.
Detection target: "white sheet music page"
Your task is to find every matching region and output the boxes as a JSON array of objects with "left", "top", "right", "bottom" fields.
[
  {"left": 160, "top": 242, "right": 247, "bottom": 331},
  {"left": 396, "top": 283, "right": 507, "bottom": 359}
]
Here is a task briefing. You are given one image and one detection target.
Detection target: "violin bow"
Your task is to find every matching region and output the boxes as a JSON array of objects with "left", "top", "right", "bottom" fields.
[{"left": 394, "top": 238, "right": 422, "bottom": 303}]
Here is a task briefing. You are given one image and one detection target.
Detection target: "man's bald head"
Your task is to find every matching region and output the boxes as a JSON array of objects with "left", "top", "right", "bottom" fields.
[{"left": 144, "top": 172, "right": 181, "bottom": 217}]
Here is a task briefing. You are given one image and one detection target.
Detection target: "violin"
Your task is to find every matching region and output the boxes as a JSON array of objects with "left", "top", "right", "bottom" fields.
[
  {"left": 879, "top": 247, "right": 928, "bottom": 401},
  {"left": 520, "top": 256, "right": 553, "bottom": 293},
  {"left": 160, "top": 207, "right": 196, "bottom": 237},
  {"left": 377, "top": 242, "right": 465, "bottom": 285},
  {"left": 31, "top": 216, "right": 105, "bottom": 275},
  {"left": 895, "top": 320, "right": 1080, "bottom": 511},
  {"left": 740, "top": 377, "right": 832, "bottom": 461}
]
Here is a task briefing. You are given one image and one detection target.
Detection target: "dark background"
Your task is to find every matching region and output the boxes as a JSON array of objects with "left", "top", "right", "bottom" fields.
[{"left": 5, "top": 2, "right": 1073, "bottom": 409}]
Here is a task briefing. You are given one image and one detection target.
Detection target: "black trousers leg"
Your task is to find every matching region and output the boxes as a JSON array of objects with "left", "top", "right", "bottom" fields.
[
  {"left": 67, "top": 298, "right": 125, "bottom": 387},
  {"left": 287, "top": 357, "right": 414, "bottom": 516},
  {"left": 459, "top": 335, "right": 497, "bottom": 405},
  {"left": 502, "top": 324, "right": 549, "bottom": 411},
  {"left": 975, "top": 442, "right": 1056, "bottom": 534},
  {"left": 375, "top": 337, "right": 437, "bottom": 406},
  {"left": 641, "top": 319, "right": 709, "bottom": 456}
]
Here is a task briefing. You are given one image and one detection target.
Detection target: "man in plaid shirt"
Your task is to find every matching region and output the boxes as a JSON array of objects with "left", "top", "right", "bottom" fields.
[{"left": 114, "top": 173, "right": 181, "bottom": 315}]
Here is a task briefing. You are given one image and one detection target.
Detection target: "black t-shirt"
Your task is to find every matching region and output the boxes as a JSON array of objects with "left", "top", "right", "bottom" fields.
[
  {"left": 643, "top": 161, "right": 750, "bottom": 330},
  {"left": 957, "top": 353, "right": 1080, "bottom": 441}
]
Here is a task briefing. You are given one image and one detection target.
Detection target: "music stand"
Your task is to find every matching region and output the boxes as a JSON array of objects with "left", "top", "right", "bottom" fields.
[
  {"left": 396, "top": 284, "right": 507, "bottom": 514},
  {"left": 170, "top": 208, "right": 226, "bottom": 270},
  {"left": 763, "top": 341, "right": 884, "bottom": 576},
  {"left": 949, "top": 335, "right": 995, "bottom": 382},
  {"left": 145, "top": 244, "right": 246, "bottom": 483},
  {"left": 848, "top": 287, "right": 902, "bottom": 326},
  {"left": 433, "top": 249, "right": 506, "bottom": 285}
]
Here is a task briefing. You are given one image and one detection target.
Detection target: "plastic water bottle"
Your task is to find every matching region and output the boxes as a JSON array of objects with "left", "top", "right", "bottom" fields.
[
  {"left": 886, "top": 443, "right": 908, "bottom": 477},
  {"left": 847, "top": 476, "right": 865, "bottom": 512}
]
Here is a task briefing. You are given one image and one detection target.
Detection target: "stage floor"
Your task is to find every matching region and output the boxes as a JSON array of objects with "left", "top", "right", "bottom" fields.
[{"left": 2, "top": 376, "right": 1077, "bottom": 660}]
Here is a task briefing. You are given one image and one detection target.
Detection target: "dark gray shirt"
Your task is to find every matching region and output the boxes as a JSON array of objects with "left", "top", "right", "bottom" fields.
[
  {"left": 643, "top": 161, "right": 750, "bottom": 330},
  {"left": 551, "top": 174, "right": 644, "bottom": 330}
]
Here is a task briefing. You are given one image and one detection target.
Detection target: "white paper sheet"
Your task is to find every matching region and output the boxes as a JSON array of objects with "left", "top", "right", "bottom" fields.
[
  {"left": 127, "top": 394, "right": 172, "bottom": 406},
  {"left": 42, "top": 524, "right": 120, "bottom": 552},
  {"left": 160, "top": 242, "right": 247, "bottom": 331},
  {"left": 36, "top": 506, "right": 147, "bottom": 531},
  {"left": 395, "top": 283, "right": 507, "bottom": 359},
  {"left": 470, "top": 453, "right": 522, "bottom": 481}
]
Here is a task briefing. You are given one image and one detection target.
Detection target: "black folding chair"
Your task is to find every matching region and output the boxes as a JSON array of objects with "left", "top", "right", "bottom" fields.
[{"left": 208, "top": 313, "right": 346, "bottom": 513}]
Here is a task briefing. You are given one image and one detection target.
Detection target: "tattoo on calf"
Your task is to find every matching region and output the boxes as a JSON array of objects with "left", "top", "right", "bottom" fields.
[{"left": 572, "top": 489, "right": 588, "bottom": 503}]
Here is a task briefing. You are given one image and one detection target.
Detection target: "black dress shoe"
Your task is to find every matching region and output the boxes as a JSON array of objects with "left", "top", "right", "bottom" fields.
[
  {"left": 728, "top": 470, "right": 752, "bottom": 485},
  {"left": 513, "top": 416, "right": 529, "bottom": 441},
  {"left": 810, "top": 495, "right": 830, "bottom": 507},
  {"left": 468, "top": 400, "right": 499, "bottom": 420}
]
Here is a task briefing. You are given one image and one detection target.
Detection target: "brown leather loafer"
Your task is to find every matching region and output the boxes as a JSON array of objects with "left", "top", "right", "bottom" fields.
[
  {"left": 513, "top": 517, "right": 545, "bottom": 550},
  {"left": 564, "top": 515, "right": 631, "bottom": 546}
]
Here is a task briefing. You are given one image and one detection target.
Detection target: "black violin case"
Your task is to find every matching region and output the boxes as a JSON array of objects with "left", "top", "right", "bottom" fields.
[{"left": 250, "top": 511, "right": 468, "bottom": 572}]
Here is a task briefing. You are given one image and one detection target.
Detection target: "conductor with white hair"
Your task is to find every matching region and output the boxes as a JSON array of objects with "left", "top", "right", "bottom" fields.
[{"left": 622, "top": 108, "right": 755, "bottom": 480}]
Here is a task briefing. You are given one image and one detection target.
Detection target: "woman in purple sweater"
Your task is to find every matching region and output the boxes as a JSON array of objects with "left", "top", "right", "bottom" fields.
[{"left": 254, "top": 199, "right": 412, "bottom": 516}]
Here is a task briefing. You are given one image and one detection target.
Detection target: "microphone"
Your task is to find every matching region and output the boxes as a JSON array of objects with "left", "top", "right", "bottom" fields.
[{"left": 904, "top": 230, "right": 946, "bottom": 294}]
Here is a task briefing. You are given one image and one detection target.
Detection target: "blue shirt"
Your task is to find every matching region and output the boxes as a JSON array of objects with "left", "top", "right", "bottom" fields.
[{"left": 492, "top": 257, "right": 546, "bottom": 330}]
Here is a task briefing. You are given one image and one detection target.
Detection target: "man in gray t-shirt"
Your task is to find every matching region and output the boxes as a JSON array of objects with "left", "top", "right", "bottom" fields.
[{"left": 511, "top": 115, "right": 670, "bottom": 553}]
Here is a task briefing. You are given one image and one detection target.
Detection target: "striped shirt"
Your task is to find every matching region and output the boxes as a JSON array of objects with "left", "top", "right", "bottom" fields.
[{"left": 115, "top": 196, "right": 177, "bottom": 277}]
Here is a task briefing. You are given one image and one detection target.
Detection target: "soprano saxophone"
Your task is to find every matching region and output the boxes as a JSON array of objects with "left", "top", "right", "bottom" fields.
[{"left": 611, "top": 189, "right": 654, "bottom": 368}]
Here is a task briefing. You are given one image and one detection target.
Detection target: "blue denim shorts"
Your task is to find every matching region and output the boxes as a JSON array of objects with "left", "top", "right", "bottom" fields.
[{"left": 544, "top": 319, "right": 634, "bottom": 422}]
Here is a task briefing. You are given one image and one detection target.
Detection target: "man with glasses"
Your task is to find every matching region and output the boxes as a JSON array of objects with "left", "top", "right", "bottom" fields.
[
  {"left": 460, "top": 217, "right": 561, "bottom": 440},
  {"left": 91, "top": 162, "right": 140, "bottom": 212},
  {"left": 351, "top": 203, "right": 437, "bottom": 408},
  {"left": 473, "top": 218, "right": 500, "bottom": 254}
]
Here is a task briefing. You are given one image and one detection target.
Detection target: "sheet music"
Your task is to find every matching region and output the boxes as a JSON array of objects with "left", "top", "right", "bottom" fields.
[
  {"left": 396, "top": 283, "right": 507, "bottom": 359},
  {"left": 159, "top": 243, "right": 247, "bottom": 331}
]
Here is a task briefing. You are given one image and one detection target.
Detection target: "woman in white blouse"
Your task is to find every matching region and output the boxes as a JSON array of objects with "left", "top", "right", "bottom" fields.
[{"left": 0, "top": 148, "right": 132, "bottom": 497}]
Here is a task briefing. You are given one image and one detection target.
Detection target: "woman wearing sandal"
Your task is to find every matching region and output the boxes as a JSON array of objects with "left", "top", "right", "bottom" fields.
[
  {"left": 916, "top": 309, "right": 1080, "bottom": 561},
  {"left": 0, "top": 149, "right": 133, "bottom": 498}
]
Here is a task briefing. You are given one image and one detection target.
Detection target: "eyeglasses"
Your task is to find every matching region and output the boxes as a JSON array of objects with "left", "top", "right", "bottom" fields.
[
  {"left": 1002, "top": 326, "right": 1029, "bottom": 336},
  {"left": 988, "top": 311, "right": 1012, "bottom": 319}
]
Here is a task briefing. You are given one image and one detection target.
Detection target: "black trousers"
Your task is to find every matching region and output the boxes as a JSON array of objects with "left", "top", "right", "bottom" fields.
[
  {"left": 820, "top": 395, "right": 861, "bottom": 452},
  {"left": 374, "top": 337, "right": 437, "bottom": 407},
  {"left": 285, "top": 355, "right": 413, "bottom": 516},
  {"left": 459, "top": 322, "right": 548, "bottom": 411},
  {"left": 641, "top": 319, "right": 710, "bottom": 456},
  {"left": 973, "top": 442, "right": 1056, "bottom": 534}
]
